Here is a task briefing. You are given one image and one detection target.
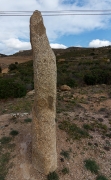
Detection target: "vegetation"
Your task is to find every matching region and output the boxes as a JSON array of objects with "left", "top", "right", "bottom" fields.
[
  {"left": 0, "top": 136, "right": 15, "bottom": 180},
  {"left": 0, "top": 78, "right": 27, "bottom": 99},
  {"left": 0, "top": 136, "right": 12, "bottom": 145},
  {"left": 56, "top": 46, "right": 111, "bottom": 87},
  {"left": 0, "top": 153, "right": 11, "bottom": 180},
  {"left": 96, "top": 175, "right": 108, "bottom": 180},
  {"left": 10, "top": 130, "right": 19, "bottom": 136},
  {"left": 83, "top": 121, "right": 108, "bottom": 135},
  {"left": 84, "top": 69, "right": 111, "bottom": 85},
  {"left": 47, "top": 172, "right": 59, "bottom": 180},
  {"left": 84, "top": 159, "right": 99, "bottom": 174},
  {"left": 61, "top": 167, "right": 69, "bottom": 175},
  {"left": 0, "top": 60, "right": 33, "bottom": 99},
  {"left": 60, "top": 150, "right": 70, "bottom": 160},
  {"left": 59, "top": 120, "right": 89, "bottom": 140},
  {"left": 24, "top": 118, "right": 32, "bottom": 123},
  {"left": 8, "top": 63, "right": 17, "bottom": 71},
  {"left": 17, "top": 60, "right": 33, "bottom": 86},
  {"left": 1, "top": 47, "right": 111, "bottom": 99}
]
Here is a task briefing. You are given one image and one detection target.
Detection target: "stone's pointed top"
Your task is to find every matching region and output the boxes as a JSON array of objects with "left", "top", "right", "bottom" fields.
[
  {"left": 30, "top": 10, "right": 45, "bottom": 38},
  {"left": 30, "top": 10, "right": 43, "bottom": 26},
  {"left": 33, "top": 10, "right": 41, "bottom": 16},
  {"left": 31, "top": 10, "right": 42, "bottom": 20}
]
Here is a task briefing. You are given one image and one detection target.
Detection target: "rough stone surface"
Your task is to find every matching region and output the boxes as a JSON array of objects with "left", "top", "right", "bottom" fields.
[{"left": 30, "top": 10, "right": 57, "bottom": 175}]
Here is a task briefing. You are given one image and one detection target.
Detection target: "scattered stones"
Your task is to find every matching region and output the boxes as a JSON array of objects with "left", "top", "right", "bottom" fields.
[{"left": 11, "top": 113, "right": 29, "bottom": 118}]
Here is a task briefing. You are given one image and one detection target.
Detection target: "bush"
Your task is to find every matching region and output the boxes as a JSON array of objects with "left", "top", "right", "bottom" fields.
[
  {"left": 84, "top": 72, "right": 97, "bottom": 85},
  {"left": 0, "top": 78, "right": 27, "bottom": 99},
  {"left": 84, "top": 69, "right": 111, "bottom": 85},
  {"left": 24, "top": 118, "right": 32, "bottom": 123},
  {"left": 47, "top": 172, "right": 59, "bottom": 180},
  {"left": 0, "top": 137, "right": 12, "bottom": 144},
  {"left": 62, "top": 167, "right": 69, "bottom": 175},
  {"left": 84, "top": 159, "right": 99, "bottom": 174},
  {"left": 10, "top": 130, "right": 19, "bottom": 136},
  {"left": 8, "top": 63, "right": 17, "bottom": 71},
  {"left": 96, "top": 175, "right": 108, "bottom": 180},
  {"left": 60, "top": 150, "right": 70, "bottom": 160}
]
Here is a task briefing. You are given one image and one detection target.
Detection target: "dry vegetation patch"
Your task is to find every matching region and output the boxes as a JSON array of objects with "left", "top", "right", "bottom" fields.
[{"left": 0, "top": 85, "right": 111, "bottom": 180}]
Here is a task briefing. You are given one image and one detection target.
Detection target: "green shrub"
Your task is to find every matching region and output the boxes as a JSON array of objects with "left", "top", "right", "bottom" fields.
[
  {"left": 84, "top": 69, "right": 111, "bottom": 85},
  {"left": 10, "top": 130, "right": 19, "bottom": 136},
  {"left": 60, "top": 150, "right": 70, "bottom": 160},
  {"left": 84, "top": 159, "right": 99, "bottom": 174},
  {"left": 96, "top": 175, "right": 108, "bottom": 180},
  {"left": 0, "top": 78, "right": 27, "bottom": 99},
  {"left": 47, "top": 172, "right": 59, "bottom": 180},
  {"left": 8, "top": 63, "right": 17, "bottom": 71},
  {"left": 0, "top": 153, "right": 10, "bottom": 180},
  {"left": 59, "top": 120, "right": 89, "bottom": 140},
  {"left": 24, "top": 118, "right": 32, "bottom": 123},
  {"left": 84, "top": 72, "right": 97, "bottom": 85},
  {"left": 83, "top": 124, "right": 92, "bottom": 130},
  {"left": 0, "top": 137, "right": 12, "bottom": 145},
  {"left": 62, "top": 167, "right": 69, "bottom": 174}
]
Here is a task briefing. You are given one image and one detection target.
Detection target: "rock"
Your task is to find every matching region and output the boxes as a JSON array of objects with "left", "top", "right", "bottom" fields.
[
  {"left": 60, "top": 85, "right": 71, "bottom": 91},
  {"left": 104, "top": 146, "right": 110, "bottom": 151},
  {"left": 26, "top": 90, "right": 35, "bottom": 96},
  {"left": 98, "top": 118, "right": 103, "bottom": 122},
  {"left": 30, "top": 10, "right": 57, "bottom": 175}
]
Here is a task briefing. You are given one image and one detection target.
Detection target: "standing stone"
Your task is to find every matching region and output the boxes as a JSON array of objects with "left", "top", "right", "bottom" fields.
[{"left": 30, "top": 11, "right": 57, "bottom": 175}]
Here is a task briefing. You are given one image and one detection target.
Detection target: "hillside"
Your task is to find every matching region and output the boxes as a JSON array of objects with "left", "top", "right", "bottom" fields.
[
  {"left": 0, "top": 53, "right": 7, "bottom": 57},
  {"left": 1, "top": 45, "right": 111, "bottom": 66},
  {"left": 0, "top": 46, "right": 111, "bottom": 180},
  {"left": 1, "top": 46, "right": 111, "bottom": 88}
]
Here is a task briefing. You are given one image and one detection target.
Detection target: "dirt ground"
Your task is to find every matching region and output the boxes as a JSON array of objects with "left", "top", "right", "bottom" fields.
[
  {"left": 0, "top": 85, "right": 111, "bottom": 180},
  {"left": 0, "top": 55, "right": 32, "bottom": 70}
]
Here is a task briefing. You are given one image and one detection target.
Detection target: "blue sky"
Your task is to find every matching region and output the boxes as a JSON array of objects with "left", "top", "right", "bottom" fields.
[{"left": 0, "top": 0, "right": 111, "bottom": 55}]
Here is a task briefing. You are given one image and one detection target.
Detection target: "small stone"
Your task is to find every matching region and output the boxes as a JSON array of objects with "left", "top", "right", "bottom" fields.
[
  {"left": 94, "top": 143, "right": 98, "bottom": 147},
  {"left": 98, "top": 118, "right": 103, "bottom": 122},
  {"left": 104, "top": 146, "right": 110, "bottom": 151},
  {"left": 60, "top": 85, "right": 71, "bottom": 91},
  {"left": 27, "top": 90, "right": 35, "bottom": 96}
]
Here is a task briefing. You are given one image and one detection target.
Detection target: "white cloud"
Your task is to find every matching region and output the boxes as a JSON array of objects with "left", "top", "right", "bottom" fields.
[
  {"left": 89, "top": 39, "right": 111, "bottom": 48},
  {"left": 1, "top": 38, "right": 31, "bottom": 55},
  {"left": 0, "top": 0, "right": 111, "bottom": 54},
  {"left": 3, "top": 38, "right": 31, "bottom": 50},
  {"left": 50, "top": 43, "right": 67, "bottom": 49}
]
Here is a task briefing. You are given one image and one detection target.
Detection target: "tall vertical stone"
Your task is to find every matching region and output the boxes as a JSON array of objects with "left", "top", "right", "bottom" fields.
[{"left": 30, "top": 11, "right": 57, "bottom": 175}]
